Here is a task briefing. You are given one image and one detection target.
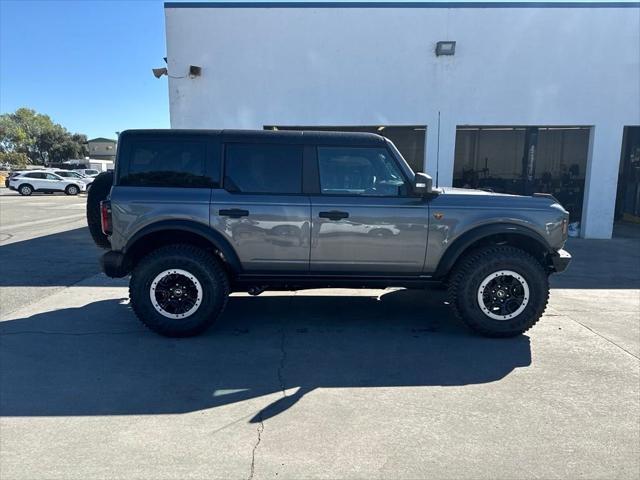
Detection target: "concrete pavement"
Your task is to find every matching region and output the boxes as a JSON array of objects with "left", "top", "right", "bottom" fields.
[
  {"left": 0, "top": 193, "right": 638, "bottom": 479},
  {"left": 0, "top": 191, "right": 101, "bottom": 315}
]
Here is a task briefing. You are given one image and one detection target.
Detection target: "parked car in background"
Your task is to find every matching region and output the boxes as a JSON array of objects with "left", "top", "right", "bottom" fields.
[
  {"left": 49, "top": 169, "right": 95, "bottom": 189},
  {"left": 73, "top": 168, "right": 100, "bottom": 177},
  {"left": 9, "top": 170, "right": 86, "bottom": 196},
  {"left": 4, "top": 171, "right": 26, "bottom": 188}
]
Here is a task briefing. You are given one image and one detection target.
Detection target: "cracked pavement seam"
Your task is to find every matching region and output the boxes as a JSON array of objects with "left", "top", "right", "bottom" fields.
[
  {"left": 247, "top": 411, "right": 264, "bottom": 480},
  {"left": 247, "top": 321, "right": 289, "bottom": 480},
  {"left": 566, "top": 316, "right": 639, "bottom": 360},
  {"left": 278, "top": 327, "right": 288, "bottom": 397}
]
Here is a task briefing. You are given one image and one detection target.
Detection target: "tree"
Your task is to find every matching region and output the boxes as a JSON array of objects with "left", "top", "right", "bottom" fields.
[
  {"left": 0, "top": 108, "right": 89, "bottom": 165},
  {"left": 0, "top": 152, "right": 29, "bottom": 168}
]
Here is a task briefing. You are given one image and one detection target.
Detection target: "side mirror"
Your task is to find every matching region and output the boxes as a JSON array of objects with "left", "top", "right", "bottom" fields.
[{"left": 413, "top": 172, "right": 433, "bottom": 196}]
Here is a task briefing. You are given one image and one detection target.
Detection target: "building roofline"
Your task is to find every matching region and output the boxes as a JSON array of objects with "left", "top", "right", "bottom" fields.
[{"left": 165, "top": 1, "right": 640, "bottom": 9}]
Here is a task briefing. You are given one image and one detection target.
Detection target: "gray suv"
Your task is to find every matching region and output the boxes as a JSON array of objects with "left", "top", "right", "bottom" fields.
[{"left": 97, "top": 129, "right": 571, "bottom": 338}]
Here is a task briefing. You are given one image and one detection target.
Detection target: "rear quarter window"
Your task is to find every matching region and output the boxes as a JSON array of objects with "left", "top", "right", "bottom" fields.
[{"left": 118, "top": 135, "right": 218, "bottom": 188}]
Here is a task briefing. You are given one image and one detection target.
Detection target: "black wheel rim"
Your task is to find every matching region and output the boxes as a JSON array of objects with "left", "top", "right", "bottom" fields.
[
  {"left": 477, "top": 270, "right": 530, "bottom": 321},
  {"left": 150, "top": 269, "right": 203, "bottom": 319}
]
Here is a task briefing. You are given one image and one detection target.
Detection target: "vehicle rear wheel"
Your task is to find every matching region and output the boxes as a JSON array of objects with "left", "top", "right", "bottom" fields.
[
  {"left": 129, "top": 244, "right": 230, "bottom": 337},
  {"left": 18, "top": 184, "right": 33, "bottom": 196},
  {"left": 447, "top": 245, "right": 549, "bottom": 337},
  {"left": 65, "top": 184, "right": 79, "bottom": 195},
  {"left": 86, "top": 171, "right": 113, "bottom": 249}
]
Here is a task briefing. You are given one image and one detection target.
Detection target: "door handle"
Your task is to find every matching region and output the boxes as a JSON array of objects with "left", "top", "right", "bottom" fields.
[
  {"left": 319, "top": 211, "right": 349, "bottom": 221},
  {"left": 219, "top": 208, "right": 249, "bottom": 218}
]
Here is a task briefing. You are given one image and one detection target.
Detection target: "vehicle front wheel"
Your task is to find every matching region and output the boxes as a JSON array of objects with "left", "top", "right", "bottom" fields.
[
  {"left": 448, "top": 245, "right": 549, "bottom": 337},
  {"left": 65, "top": 184, "right": 79, "bottom": 195},
  {"left": 18, "top": 184, "right": 33, "bottom": 196},
  {"left": 129, "top": 244, "right": 230, "bottom": 337}
]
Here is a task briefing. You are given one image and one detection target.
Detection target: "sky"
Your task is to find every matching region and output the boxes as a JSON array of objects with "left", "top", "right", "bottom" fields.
[
  {"left": 0, "top": 0, "right": 627, "bottom": 140},
  {"left": 0, "top": 0, "right": 169, "bottom": 139}
]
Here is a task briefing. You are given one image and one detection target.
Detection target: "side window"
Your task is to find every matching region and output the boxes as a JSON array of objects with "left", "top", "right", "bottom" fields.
[
  {"left": 46, "top": 173, "right": 61, "bottom": 180},
  {"left": 224, "top": 143, "right": 303, "bottom": 194},
  {"left": 25, "top": 172, "right": 45, "bottom": 179},
  {"left": 120, "top": 138, "right": 212, "bottom": 188},
  {"left": 317, "top": 147, "right": 407, "bottom": 196}
]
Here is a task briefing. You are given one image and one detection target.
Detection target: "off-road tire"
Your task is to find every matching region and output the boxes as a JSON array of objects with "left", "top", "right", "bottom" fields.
[
  {"left": 129, "top": 244, "right": 229, "bottom": 337},
  {"left": 65, "top": 184, "right": 79, "bottom": 195},
  {"left": 18, "top": 184, "right": 33, "bottom": 196},
  {"left": 447, "top": 245, "right": 549, "bottom": 337},
  {"left": 86, "top": 171, "right": 113, "bottom": 249}
]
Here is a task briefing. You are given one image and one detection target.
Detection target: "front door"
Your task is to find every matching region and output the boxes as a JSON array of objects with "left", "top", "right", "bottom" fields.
[
  {"left": 310, "top": 146, "right": 429, "bottom": 274},
  {"left": 43, "top": 173, "right": 64, "bottom": 191},
  {"left": 211, "top": 142, "right": 311, "bottom": 272}
]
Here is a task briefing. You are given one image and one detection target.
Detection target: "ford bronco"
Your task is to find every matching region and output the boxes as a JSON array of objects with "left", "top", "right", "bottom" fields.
[{"left": 92, "top": 129, "right": 571, "bottom": 337}]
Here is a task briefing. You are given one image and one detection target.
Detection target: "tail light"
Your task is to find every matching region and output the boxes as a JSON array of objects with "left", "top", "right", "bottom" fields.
[
  {"left": 100, "top": 200, "right": 112, "bottom": 236},
  {"left": 561, "top": 218, "right": 568, "bottom": 237}
]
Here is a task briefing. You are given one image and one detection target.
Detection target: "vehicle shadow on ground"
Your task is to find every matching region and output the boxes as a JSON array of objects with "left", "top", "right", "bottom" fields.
[
  {"left": 0, "top": 227, "right": 100, "bottom": 287},
  {"left": 0, "top": 289, "right": 531, "bottom": 420}
]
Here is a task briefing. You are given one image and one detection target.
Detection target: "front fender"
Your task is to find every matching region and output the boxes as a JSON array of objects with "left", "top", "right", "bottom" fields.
[{"left": 432, "top": 223, "right": 554, "bottom": 278}]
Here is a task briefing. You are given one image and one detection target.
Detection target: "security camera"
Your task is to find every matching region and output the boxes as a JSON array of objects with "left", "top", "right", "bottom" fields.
[{"left": 152, "top": 67, "right": 168, "bottom": 78}]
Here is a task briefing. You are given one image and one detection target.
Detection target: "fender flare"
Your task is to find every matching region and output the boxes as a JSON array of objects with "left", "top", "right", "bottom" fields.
[
  {"left": 124, "top": 219, "right": 242, "bottom": 273},
  {"left": 433, "top": 223, "right": 553, "bottom": 278}
]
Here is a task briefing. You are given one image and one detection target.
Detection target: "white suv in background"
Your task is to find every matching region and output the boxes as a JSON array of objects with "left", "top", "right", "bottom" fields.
[
  {"left": 73, "top": 168, "right": 100, "bottom": 177},
  {"left": 8, "top": 170, "right": 87, "bottom": 196},
  {"left": 50, "top": 169, "right": 95, "bottom": 189}
]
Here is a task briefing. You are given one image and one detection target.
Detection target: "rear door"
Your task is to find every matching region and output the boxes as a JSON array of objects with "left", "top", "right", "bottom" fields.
[
  {"left": 211, "top": 142, "right": 310, "bottom": 272},
  {"left": 23, "top": 172, "right": 46, "bottom": 190},
  {"left": 310, "top": 146, "right": 429, "bottom": 274}
]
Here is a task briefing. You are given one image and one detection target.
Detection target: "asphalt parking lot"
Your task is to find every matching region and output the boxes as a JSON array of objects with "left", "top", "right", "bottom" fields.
[{"left": 0, "top": 190, "right": 638, "bottom": 480}]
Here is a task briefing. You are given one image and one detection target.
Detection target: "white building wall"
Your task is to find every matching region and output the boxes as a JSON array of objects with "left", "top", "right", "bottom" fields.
[{"left": 164, "top": 3, "right": 640, "bottom": 238}]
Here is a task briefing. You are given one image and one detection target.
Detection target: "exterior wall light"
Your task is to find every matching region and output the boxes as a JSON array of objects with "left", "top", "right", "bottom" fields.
[{"left": 436, "top": 41, "right": 456, "bottom": 56}]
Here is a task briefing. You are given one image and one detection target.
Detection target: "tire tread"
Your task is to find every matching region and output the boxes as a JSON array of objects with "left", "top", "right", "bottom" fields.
[
  {"left": 129, "top": 244, "right": 229, "bottom": 337},
  {"left": 86, "top": 171, "right": 113, "bottom": 249},
  {"left": 447, "top": 245, "right": 549, "bottom": 337}
]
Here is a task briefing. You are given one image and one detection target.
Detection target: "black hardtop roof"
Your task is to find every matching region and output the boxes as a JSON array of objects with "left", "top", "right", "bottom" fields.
[{"left": 120, "top": 129, "right": 387, "bottom": 146}]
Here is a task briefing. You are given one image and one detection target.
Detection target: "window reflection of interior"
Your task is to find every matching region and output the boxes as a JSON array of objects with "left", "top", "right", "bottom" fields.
[{"left": 318, "top": 147, "right": 406, "bottom": 196}]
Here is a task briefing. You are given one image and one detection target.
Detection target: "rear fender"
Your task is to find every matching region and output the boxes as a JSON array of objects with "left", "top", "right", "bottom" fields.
[{"left": 124, "top": 220, "right": 242, "bottom": 273}]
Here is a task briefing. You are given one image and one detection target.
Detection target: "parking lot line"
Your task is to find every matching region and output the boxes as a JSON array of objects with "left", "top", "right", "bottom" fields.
[{"left": 0, "top": 213, "right": 86, "bottom": 231}]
